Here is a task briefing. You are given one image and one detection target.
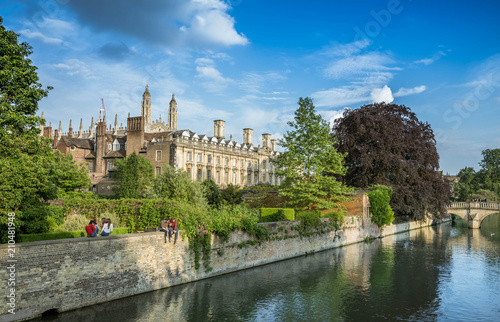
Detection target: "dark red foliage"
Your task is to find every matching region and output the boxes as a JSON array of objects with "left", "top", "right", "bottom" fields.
[{"left": 332, "top": 103, "right": 451, "bottom": 219}]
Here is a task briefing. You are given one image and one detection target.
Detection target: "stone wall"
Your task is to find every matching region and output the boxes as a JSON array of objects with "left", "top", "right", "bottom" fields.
[{"left": 0, "top": 213, "right": 435, "bottom": 321}]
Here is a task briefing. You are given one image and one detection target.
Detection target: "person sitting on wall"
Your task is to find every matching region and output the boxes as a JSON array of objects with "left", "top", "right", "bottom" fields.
[
  {"left": 101, "top": 218, "right": 113, "bottom": 237},
  {"left": 159, "top": 217, "right": 170, "bottom": 243},
  {"left": 168, "top": 218, "right": 179, "bottom": 244},
  {"left": 85, "top": 220, "right": 98, "bottom": 237}
]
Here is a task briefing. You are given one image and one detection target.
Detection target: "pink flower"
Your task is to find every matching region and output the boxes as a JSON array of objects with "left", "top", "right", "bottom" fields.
[{"left": 203, "top": 230, "right": 208, "bottom": 234}]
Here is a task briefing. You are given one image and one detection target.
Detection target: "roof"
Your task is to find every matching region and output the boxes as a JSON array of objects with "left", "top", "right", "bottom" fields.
[
  {"left": 104, "top": 150, "right": 125, "bottom": 158},
  {"left": 61, "top": 136, "right": 94, "bottom": 150}
]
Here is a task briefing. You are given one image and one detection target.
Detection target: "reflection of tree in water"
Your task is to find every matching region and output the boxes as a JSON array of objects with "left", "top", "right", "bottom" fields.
[{"left": 341, "top": 225, "right": 453, "bottom": 321}]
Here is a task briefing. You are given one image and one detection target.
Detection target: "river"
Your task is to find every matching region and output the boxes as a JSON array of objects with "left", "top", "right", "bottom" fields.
[{"left": 34, "top": 215, "right": 500, "bottom": 322}]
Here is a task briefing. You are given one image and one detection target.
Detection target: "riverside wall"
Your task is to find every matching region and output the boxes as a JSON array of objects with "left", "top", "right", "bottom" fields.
[{"left": 0, "top": 206, "right": 438, "bottom": 321}]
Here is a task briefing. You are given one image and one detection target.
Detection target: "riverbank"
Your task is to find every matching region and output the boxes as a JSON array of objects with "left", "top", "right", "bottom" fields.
[{"left": 0, "top": 215, "right": 441, "bottom": 321}]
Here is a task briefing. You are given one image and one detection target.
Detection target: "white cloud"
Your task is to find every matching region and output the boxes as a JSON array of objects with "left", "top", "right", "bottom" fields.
[
  {"left": 324, "top": 52, "right": 401, "bottom": 80},
  {"left": 19, "top": 29, "right": 64, "bottom": 45},
  {"left": 414, "top": 51, "right": 447, "bottom": 65},
  {"left": 370, "top": 85, "right": 394, "bottom": 103},
  {"left": 319, "top": 39, "right": 371, "bottom": 57},
  {"left": 196, "top": 66, "right": 228, "bottom": 82},
  {"left": 313, "top": 86, "right": 372, "bottom": 107},
  {"left": 394, "top": 85, "right": 427, "bottom": 97},
  {"left": 321, "top": 108, "right": 349, "bottom": 128},
  {"left": 181, "top": 9, "right": 248, "bottom": 47},
  {"left": 194, "top": 58, "right": 215, "bottom": 66}
]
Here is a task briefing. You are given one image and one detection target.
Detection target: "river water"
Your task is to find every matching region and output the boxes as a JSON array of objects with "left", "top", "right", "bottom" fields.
[{"left": 36, "top": 215, "right": 500, "bottom": 322}]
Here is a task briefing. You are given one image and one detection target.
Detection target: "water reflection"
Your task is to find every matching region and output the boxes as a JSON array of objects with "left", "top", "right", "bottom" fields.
[{"left": 34, "top": 220, "right": 500, "bottom": 322}]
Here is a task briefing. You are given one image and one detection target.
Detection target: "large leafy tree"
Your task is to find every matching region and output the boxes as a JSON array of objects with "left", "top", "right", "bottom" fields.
[
  {"left": 477, "top": 148, "right": 500, "bottom": 197},
  {"left": 113, "top": 152, "right": 154, "bottom": 198},
  {"left": 454, "top": 167, "right": 479, "bottom": 201},
  {"left": 150, "top": 165, "right": 206, "bottom": 207},
  {"left": 274, "top": 97, "right": 349, "bottom": 210},
  {"left": 0, "top": 19, "right": 90, "bottom": 236},
  {"left": 333, "top": 102, "right": 451, "bottom": 219}
]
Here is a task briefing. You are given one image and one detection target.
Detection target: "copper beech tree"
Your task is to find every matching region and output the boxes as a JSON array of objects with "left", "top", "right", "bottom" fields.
[{"left": 332, "top": 102, "right": 451, "bottom": 220}]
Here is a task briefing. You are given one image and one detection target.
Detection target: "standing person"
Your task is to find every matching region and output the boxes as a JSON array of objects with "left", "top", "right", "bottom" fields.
[
  {"left": 85, "top": 220, "right": 98, "bottom": 237},
  {"left": 168, "top": 218, "right": 179, "bottom": 244},
  {"left": 101, "top": 219, "right": 113, "bottom": 237},
  {"left": 159, "top": 217, "right": 170, "bottom": 243}
]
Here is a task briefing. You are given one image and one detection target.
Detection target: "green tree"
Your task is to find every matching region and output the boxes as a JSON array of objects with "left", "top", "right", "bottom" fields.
[
  {"left": 202, "top": 179, "right": 222, "bottom": 207},
  {"left": 150, "top": 165, "right": 206, "bottom": 207},
  {"left": 367, "top": 185, "right": 395, "bottom": 227},
  {"left": 113, "top": 152, "right": 154, "bottom": 198},
  {"left": 274, "top": 97, "right": 349, "bottom": 210},
  {"left": 455, "top": 167, "right": 479, "bottom": 201},
  {"left": 0, "top": 17, "right": 51, "bottom": 139},
  {"left": 477, "top": 149, "right": 500, "bottom": 198},
  {"left": 333, "top": 102, "right": 451, "bottom": 220},
  {"left": 221, "top": 184, "right": 243, "bottom": 206}
]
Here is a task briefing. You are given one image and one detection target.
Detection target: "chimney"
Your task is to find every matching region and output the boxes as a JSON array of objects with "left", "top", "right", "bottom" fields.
[
  {"left": 271, "top": 139, "right": 277, "bottom": 151},
  {"left": 214, "top": 120, "right": 225, "bottom": 139},
  {"left": 53, "top": 129, "right": 58, "bottom": 147},
  {"left": 43, "top": 123, "right": 52, "bottom": 138},
  {"left": 262, "top": 133, "right": 271, "bottom": 149},
  {"left": 243, "top": 128, "right": 253, "bottom": 145}
]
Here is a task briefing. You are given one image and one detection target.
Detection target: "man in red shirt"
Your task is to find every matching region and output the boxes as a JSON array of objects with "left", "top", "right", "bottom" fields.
[
  {"left": 168, "top": 218, "right": 178, "bottom": 244},
  {"left": 85, "top": 220, "right": 98, "bottom": 237}
]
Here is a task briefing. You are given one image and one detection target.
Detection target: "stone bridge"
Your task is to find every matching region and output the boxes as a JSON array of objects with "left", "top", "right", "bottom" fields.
[{"left": 447, "top": 202, "right": 500, "bottom": 228}]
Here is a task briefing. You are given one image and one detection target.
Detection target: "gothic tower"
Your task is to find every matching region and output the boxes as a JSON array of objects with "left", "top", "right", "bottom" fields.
[
  {"left": 168, "top": 93, "right": 177, "bottom": 131},
  {"left": 141, "top": 85, "right": 151, "bottom": 131}
]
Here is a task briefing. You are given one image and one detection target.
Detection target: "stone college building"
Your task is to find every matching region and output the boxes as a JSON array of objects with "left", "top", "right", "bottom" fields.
[{"left": 40, "top": 86, "right": 282, "bottom": 194}]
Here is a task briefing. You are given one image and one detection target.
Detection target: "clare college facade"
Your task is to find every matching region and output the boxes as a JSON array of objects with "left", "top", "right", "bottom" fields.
[{"left": 40, "top": 86, "right": 282, "bottom": 194}]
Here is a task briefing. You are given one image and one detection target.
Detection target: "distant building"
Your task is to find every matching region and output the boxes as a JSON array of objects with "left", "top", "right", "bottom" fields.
[{"left": 41, "top": 86, "right": 282, "bottom": 194}]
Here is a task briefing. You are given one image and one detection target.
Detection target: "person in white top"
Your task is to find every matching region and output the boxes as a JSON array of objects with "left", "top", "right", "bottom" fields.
[{"left": 101, "top": 218, "right": 113, "bottom": 236}]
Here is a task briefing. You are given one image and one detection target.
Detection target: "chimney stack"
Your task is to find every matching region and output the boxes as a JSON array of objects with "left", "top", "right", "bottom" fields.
[
  {"left": 214, "top": 120, "right": 225, "bottom": 139},
  {"left": 243, "top": 128, "right": 253, "bottom": 145}
]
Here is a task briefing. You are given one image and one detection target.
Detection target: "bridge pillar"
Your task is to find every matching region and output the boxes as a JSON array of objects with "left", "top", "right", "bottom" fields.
[{"left": 466, "top": 213, "right": 482, "bottom": 229}]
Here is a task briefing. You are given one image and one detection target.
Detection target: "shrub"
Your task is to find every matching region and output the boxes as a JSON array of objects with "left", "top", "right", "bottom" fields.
[
  {"left": 296, "top": 210, "right": 322, "bottom": 231},
  {"left": 323, "top": 210, "right": 345, "bottom": 227},
  {"left": 18, "top": 205, "right": 65, "bottom": 234},
  {"left": 367, "top": 185, "right": 395, "bottom": 227},
  {"left": 221, "top": 184, "right": 243, "bottom": 206},
  {"left": 96, "top": 211, "right": 122, "bottom": 228},
  {"left": 260, "top": 208, "right": 295, "bottom": 222},
  {"left": 63, "top": 215, "right": 89, "bottom": 232}
]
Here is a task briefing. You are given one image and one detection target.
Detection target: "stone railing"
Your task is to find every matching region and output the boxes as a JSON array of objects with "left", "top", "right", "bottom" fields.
[{"left": 449, "top": 202, "right": 500, "bottom": 210}]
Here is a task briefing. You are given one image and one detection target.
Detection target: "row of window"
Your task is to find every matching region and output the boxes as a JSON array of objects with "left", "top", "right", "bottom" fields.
[
  {"left": 186, "top": 168, "right": 280, "bottom": 186},
  {"left": 185, "top": 151, "right": 274, "bottom": 170}
]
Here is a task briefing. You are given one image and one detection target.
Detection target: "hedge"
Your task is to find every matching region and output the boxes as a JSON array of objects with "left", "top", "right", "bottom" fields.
[
  {"left": 260, "top": 208, "right": 295, "bottom": 222},
  {"left": 19, "top": 227, "right": 130, "bottom": 243}
]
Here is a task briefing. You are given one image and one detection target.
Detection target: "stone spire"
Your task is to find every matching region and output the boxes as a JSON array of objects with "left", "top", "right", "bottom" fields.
[
  {"left": 58, "top": 121, "right": 62, "bottom": 137},
  {"left": 78, "top": 118, "right": 84, "bottom": 138},
  {"left": 113, "top": 114, "right": 118, "bottom": 135},
  {"left": 168, "top": 93, "right": 177, "bottom": 131},
  {"left": 38, "top": 111, "right": 45, "bottom": 135},
  {"left": 89, "top": 117, "right": 94, "bottom": 138},
  {"left": 141, "top": 84, "right": 151, "bottom": 131}
]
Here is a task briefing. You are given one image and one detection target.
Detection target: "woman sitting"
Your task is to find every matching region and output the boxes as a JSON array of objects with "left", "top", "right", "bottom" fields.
[{"left": 100, "top": 218, "right": 113, "bottom": 237}]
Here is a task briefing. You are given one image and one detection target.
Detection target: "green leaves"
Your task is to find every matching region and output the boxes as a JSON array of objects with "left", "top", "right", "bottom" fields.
[
  {"left": 113, "top": 152, "right": 154, "bottom": 198},
  {"left": 274, "top": 97, "right": 349, "bottom": 209},
  {"left": 367, "top": 185, "right": 394, "bottom": 227},
  {"left": 0, "top": 17, "right": 51, "bottom": 137}
]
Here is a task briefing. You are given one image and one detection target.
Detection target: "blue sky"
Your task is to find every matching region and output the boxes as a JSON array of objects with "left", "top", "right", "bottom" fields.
[{"left": 2, "top": 0, "right": 500, "bottom": 174}]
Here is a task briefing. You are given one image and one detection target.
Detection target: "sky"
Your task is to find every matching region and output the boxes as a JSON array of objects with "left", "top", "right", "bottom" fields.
[{"left": 2, "top": 0, "right": 500, "bottom": 175}]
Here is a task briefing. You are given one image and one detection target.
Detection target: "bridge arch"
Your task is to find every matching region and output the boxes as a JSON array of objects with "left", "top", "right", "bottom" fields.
[{"left": 447, "top": 202, "right": 500, "bottom": 229}]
